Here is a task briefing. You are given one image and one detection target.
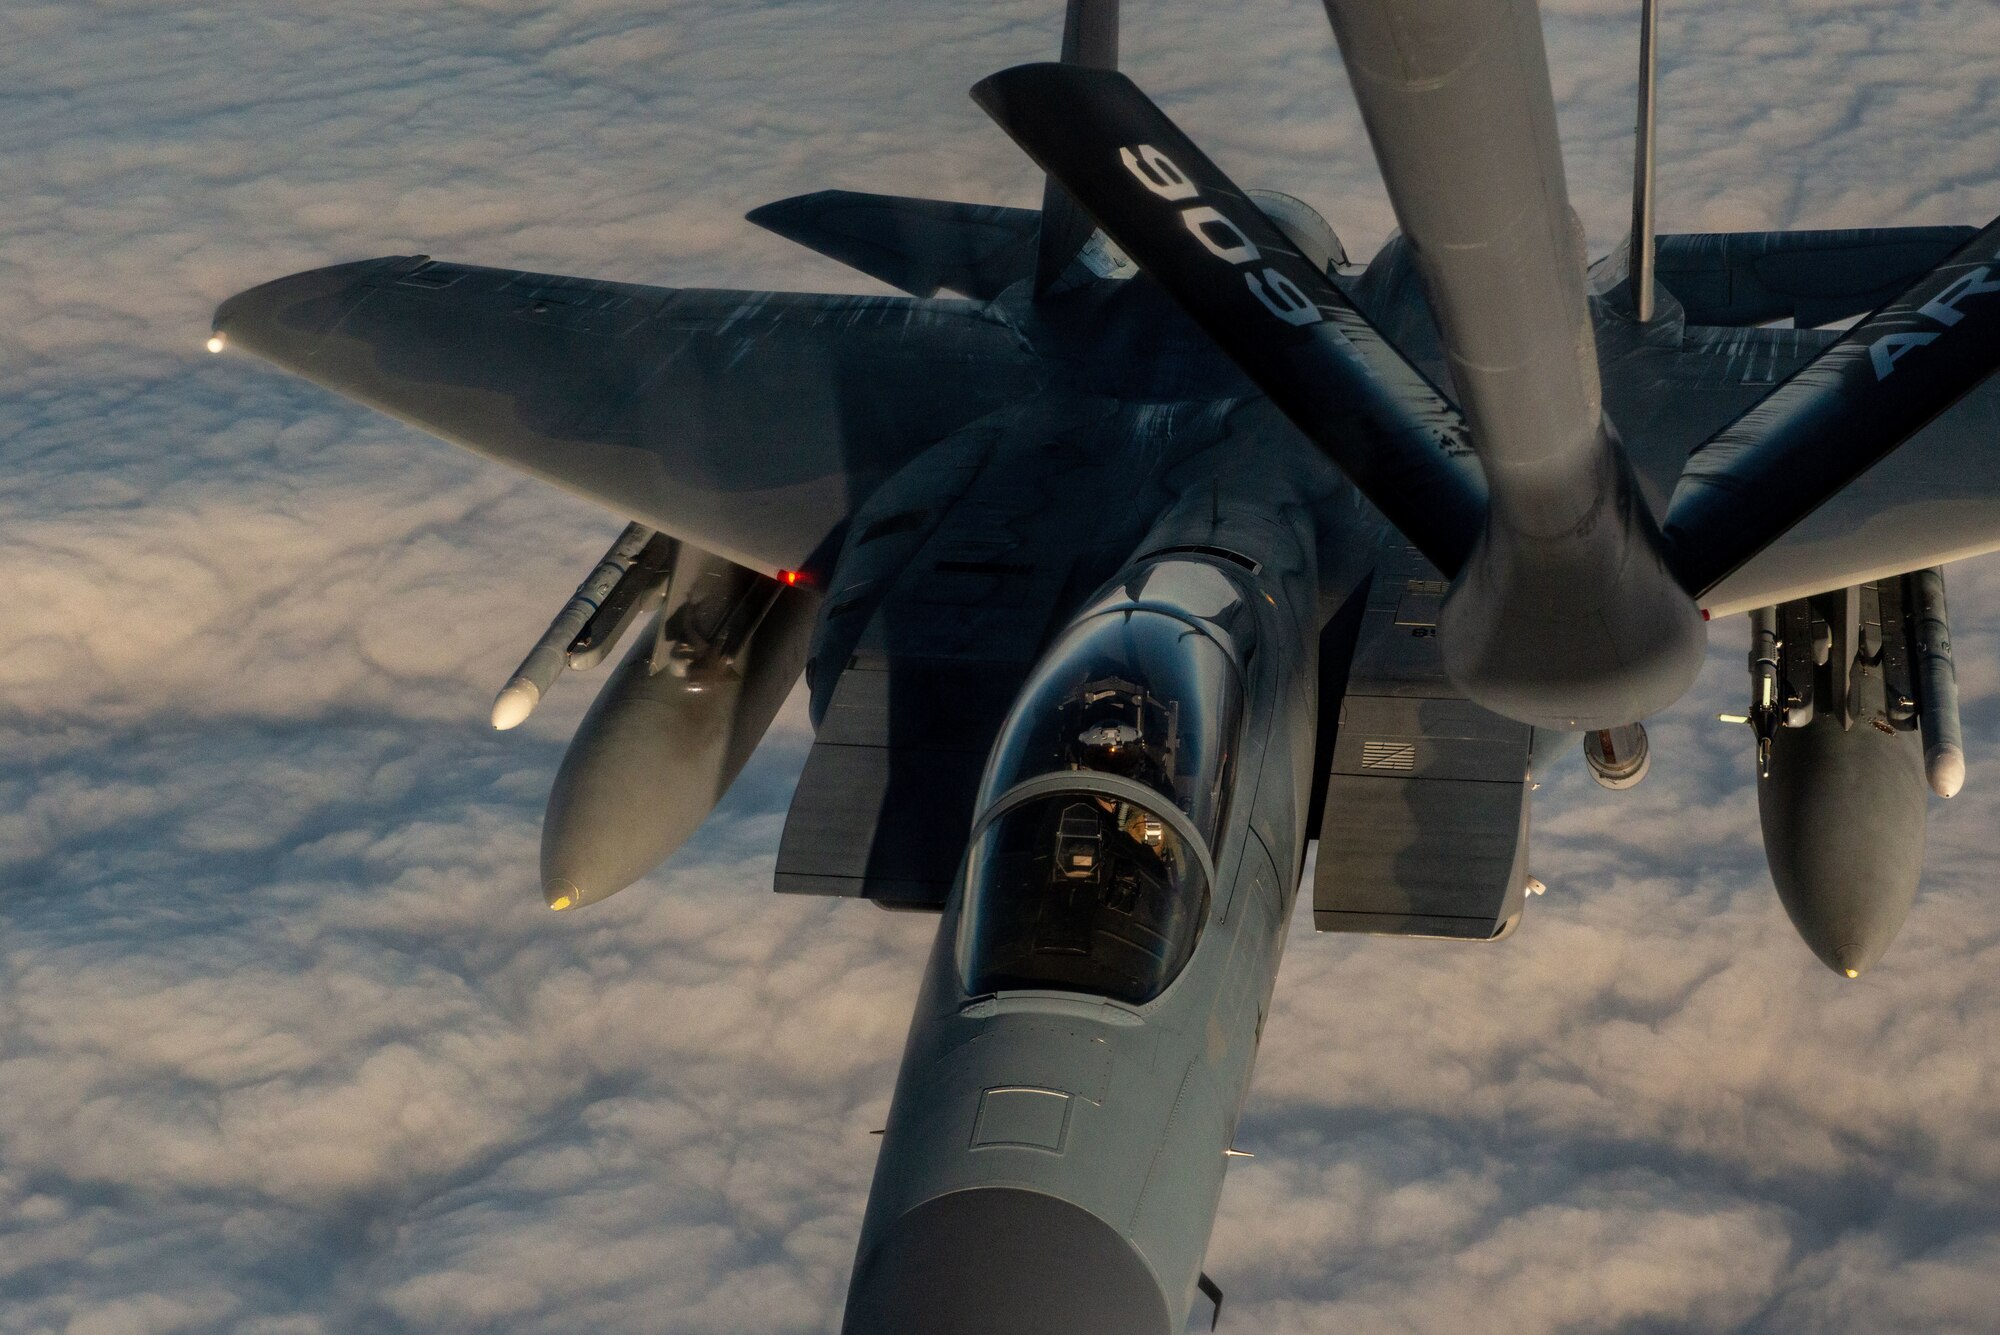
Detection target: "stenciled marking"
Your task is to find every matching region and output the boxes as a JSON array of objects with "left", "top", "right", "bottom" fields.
[
  {"left": 1871, "top": 264, "right": 2000, "bottom": 380},
  {"left": 1117, "top": 143, "right": 1321, "bottom": 328}
]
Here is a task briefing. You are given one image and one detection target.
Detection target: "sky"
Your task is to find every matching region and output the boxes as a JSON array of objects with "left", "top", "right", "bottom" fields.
[{"left": 3, "top": 0, "right": 1999, "bottom": 1331}]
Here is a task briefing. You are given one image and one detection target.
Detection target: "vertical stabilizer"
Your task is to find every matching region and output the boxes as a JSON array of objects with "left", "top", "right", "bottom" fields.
[
  {"left": 1035, "top": 0, "right": 1118, "bottom": 296},
  {"left": 1629, "top": 0, "right": 1661, "bottom": 321}
]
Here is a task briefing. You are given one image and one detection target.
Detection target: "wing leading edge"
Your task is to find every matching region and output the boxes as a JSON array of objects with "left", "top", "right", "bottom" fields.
[
  {"left": 1595, "top": 225, "right": 2000, "bottom": 615},
  {"left": 212, "top": 255, "right": 1043, "bottom": 575},
  {"left": 1662, "top": 215, "right": 2000, "bottom": 610}
]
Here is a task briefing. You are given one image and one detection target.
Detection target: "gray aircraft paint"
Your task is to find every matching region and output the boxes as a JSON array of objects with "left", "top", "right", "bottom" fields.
[
  {"left": 1759, "top": 708, "right": 1928, "bottom": 979},
  {"left": 212, "top": 260, "right": 1043, "bottom": 578},
  {"left": 204, "top": 0, "right": 2000, "bottom": 1327},
  {"left": 846, "top": 457, "right": 1366, "bottom": 1333}
]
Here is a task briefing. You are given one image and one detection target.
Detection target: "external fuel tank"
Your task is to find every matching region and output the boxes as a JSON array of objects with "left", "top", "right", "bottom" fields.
[
  {"left": 541, "top": 552, "right": 815, "bottom": 910},
  {"left": 1758, "top": 710, "right": 1927, "bottom": 977},
  {"left": 1752, "top": 580, "right": 1933, "bottom": 976}
]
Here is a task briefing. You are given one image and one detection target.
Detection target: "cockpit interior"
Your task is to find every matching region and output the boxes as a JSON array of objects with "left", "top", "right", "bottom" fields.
[{"left": 961, "top": 593, "right": 1250, "bottom": 1004}]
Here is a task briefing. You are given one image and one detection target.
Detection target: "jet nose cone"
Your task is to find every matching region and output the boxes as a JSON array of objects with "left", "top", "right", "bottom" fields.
[{"left": 843, "top": 1188, "right": 1174, "bottom": 1335}]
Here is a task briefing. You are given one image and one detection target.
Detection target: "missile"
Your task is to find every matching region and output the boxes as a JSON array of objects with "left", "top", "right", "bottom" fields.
[
  {"left": 541, "top": 552, "right": 816, "bottom": 910},
  {"left": 491, "top": 523, "right": 658, "bottom": 730},
  {"left": 1908, "top": 566, "right": 1965, "bottom": 798}
]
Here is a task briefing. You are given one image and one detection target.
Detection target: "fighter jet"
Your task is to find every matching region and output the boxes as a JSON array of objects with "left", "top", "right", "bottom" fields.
[{"left": 208, "top": 0, "right": 2000, "bottom": 1327}]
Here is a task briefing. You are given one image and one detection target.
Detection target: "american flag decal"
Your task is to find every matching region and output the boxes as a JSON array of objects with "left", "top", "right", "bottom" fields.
[{"left": 1361, "top": 740, "right": 1417, "bottom": 771}]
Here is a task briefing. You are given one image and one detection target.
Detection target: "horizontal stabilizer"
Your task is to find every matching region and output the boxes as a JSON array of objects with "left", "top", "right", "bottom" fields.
[
  {"left": 971, "top": 63, "right": 1485, "bottom": 576},
  {"left": 747, "top": 190, "right": 1037, "bottom": 300},
  {"left": 1666, "top": 214, "right": 2000, "bottom": 598},
  {"left": 1657, "top": 226, "right": 1976, "bottom": 328}
]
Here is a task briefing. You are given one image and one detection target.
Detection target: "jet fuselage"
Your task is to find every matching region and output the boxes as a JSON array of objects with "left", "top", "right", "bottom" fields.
[{"left": 842, "top": 428, "right": 1379, "bottom": 1334}]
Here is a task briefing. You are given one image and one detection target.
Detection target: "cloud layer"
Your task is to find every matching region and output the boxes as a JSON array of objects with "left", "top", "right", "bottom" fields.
[{"left": 4, "top": 1, "right": 1999, "bottom": 1331}]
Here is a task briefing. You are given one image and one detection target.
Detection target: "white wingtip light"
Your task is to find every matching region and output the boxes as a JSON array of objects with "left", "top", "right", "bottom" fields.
[
  {"left": 490, "top": 679, "right": 541, "bottom": 730},
  {"left": 205, "top": 333, "right": 226, "bottom": 354}
]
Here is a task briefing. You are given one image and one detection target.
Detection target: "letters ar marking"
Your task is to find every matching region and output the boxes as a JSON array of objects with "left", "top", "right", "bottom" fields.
[
  {"left": 1871, "top": 264, "right": 2000, "bottom": 380},
  {"left": 1919, "top": 267, "right": 2000, "bottom": 326},
  {"left": 1870, "top": 332, "right": 1939, "bottom": 380}
]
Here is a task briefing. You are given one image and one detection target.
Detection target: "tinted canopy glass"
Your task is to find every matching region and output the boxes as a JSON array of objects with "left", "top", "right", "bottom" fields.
[
  {"left": 961, "top": 789, "right": 1207, "bottom": 1004},
  {"left": 963, "top": 602, "right": 1246, "bottom": 1004},
  {"left": 982, "top": 607, "right": 1243, "bottom": 844}
]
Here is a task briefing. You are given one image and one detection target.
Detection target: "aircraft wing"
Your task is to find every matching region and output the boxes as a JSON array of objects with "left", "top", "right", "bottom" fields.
[
  {"left": 1611, "top": 330, "right": 2000, "bottom": 614},
  {"left": 211, "top": 255, "right": 1043, "bottom": 575},
  {"left": 1694, "top": 387, "right": 2000, "bottom": 615},
  {"left": 1597, "top": 224, "right": 2000, "bottom": 615}
]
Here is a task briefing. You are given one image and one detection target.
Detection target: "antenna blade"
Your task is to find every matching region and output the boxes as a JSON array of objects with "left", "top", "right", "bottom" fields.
[
  {"left": 1630, "top": 0, "right": 1660, "bottom": 321},
  {"left": 1665, "top": 213, "right": 2000, "bottom": 596},
  {"left": 975, "top": 62, "right": 1487, "bottom": 574}
]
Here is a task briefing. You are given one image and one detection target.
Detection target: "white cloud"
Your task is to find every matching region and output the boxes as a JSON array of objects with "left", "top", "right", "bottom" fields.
[{"left": 4, "top": 0, "right": 2000, "bottom": 1331}]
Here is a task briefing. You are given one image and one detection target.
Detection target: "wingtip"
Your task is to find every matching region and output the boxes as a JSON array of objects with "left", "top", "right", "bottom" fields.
[
  {"left": 208, "top": 256, "right": 428, "bottom": 367},
  {"left": 969, "top": 61, "right": 1104, "bottom": 118}
]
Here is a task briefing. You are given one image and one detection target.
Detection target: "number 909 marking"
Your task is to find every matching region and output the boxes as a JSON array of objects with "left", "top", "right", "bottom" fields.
[{"left": 1118, "top": 144, "right": 1323, "bottom": 328}]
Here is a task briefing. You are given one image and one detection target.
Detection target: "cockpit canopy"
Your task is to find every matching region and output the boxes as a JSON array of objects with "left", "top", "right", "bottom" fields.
[
  {"left": 961, "top": 598, "right": 1248, "bottom": 1005},
  {"left": 982, "top": 606, "right": 1244, "bottom": 843},
  {"left": 960, "top": 789, "right": 1206, "bottom": 1004}
]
